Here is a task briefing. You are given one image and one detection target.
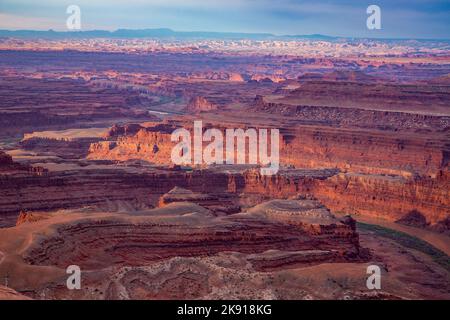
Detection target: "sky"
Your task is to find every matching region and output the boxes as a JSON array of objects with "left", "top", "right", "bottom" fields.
[{"left": 0, "top": 0, "right": 449, "bottom": 39}]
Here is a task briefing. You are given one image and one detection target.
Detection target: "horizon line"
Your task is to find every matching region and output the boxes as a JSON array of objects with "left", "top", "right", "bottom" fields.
[{"left": 1, "top": 28, "right": 449, "bottom": 42}]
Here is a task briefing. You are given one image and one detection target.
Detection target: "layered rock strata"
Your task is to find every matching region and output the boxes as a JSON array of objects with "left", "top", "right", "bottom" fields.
[{"left": 21, "top": 200, "right": 362, "bottom": 270}]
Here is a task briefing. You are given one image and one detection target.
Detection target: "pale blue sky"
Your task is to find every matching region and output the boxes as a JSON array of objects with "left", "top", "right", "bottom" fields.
[{"left": 0, "top": 0, "right": 449, "bottom": 38}]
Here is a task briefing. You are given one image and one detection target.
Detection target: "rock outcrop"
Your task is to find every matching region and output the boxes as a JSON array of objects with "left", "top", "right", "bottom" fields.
[
  {"left": 0, "top": 150, "right": 47, "bottom": 175},
  {"left": 158, "top": 187, "right": 240, "bottom": 215},
  {"left": 16, "top": 211, "right": 51, "bottom": 226},
  {"left": 185, "top": 96, "right": 218, "bottom": 113}
]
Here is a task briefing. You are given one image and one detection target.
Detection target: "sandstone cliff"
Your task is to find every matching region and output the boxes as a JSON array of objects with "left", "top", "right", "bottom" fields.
[{"left": 84, "top": 122, "right": 450, "bottom": 229}]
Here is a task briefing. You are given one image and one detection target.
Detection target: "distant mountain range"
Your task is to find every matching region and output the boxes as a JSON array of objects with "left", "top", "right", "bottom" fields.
[
  {"left": 0, "top": 28, "right": 447, "bottom": 42},
  {"left": 0, "top": 28, "right": 338, "bottom": 41}
]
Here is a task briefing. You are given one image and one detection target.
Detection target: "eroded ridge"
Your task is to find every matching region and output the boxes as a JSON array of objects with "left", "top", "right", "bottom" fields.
[{"left": 22, "top": 199, "right": 363, "bottom": 270}]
